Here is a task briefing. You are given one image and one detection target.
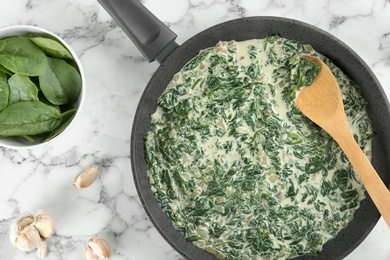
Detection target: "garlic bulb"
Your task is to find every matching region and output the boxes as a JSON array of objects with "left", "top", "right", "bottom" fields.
[
  {"left": 85, "top": 237, "right": 111, "bottom": 260},
  {"left": 73, "top": 165, "right": 100, "bottom": 189},
  {"left": 10, "top": 210, "right": 55, "bottom": 258}
]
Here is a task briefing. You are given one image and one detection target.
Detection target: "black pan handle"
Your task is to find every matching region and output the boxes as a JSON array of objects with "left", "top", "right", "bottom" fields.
[{"left": 98, "top": 0, "right": 178, "bottom": 63}]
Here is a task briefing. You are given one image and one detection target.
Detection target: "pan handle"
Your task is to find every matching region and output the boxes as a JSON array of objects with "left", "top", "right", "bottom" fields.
[{"left": 98, "top": 0, "right": 178, "bottom": 63}]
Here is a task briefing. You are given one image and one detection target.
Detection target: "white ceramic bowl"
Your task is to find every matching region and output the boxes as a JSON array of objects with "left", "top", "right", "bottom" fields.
[{"left": 0, "top": 25, "right": 85, "bottom": 149}]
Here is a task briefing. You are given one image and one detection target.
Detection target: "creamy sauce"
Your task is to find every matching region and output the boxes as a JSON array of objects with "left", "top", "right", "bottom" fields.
[{"left": 145, "top": 36, "right": 373, "bottom": 260}]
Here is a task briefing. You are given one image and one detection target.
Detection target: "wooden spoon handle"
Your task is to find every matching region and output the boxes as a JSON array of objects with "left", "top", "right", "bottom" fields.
[{"left": 334, "top": 126, "right": 390, "bottom": 227}]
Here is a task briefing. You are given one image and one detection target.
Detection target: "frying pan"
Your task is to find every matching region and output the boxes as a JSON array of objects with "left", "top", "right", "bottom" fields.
[{"left": 98, "top": 0, "right": 390, "bottom": 259}]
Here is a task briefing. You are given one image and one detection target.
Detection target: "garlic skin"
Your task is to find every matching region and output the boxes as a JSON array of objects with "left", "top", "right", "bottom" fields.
[
  {"left": 9, "top": 210, "right": 55, "bottom": 258},
  {"left": 73, "top": 165, "right": 100, "bottom": 189},
  {"left": 85, "top": 237, "right": 111, "bottom": 260}
]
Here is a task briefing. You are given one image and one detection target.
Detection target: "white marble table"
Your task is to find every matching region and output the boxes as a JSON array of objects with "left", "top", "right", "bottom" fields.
[{"left": 0, "top": 0, "right": 390, "bottom": 259}]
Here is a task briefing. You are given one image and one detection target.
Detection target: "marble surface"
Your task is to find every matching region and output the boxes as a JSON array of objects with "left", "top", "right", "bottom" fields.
[{"left": 0, "top": 0, "right": 390, "bottom": 259}]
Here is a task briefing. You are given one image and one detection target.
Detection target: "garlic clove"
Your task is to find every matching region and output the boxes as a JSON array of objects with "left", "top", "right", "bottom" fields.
[
  {"left": 35, "top": 210, "right": 55, "bottom": 239},
  {"left": 85, "top": 247, "right": 100, "bottom": 260},
  {"left": 25, "top": 226, "right": 43, "bottom": 246},
  {"left": 14, "top": 233, "right": 37, "bottom": 251},
  {"left": 73, "top": 165, "right": 100, "bottom": 189},
  {"left": 85, "top": 237, "right": 111, "bottom": 260},
  {"left": 37, "top": 241, "right": 47, "bottom": 259}
]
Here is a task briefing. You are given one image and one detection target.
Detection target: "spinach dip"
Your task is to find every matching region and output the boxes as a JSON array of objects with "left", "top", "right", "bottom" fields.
[{"left": 145, "top": 35, "right": 373, "bottom": 260}]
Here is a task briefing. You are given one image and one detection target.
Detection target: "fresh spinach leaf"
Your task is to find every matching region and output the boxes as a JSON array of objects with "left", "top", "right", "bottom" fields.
[
  {"left": 43, "top": 108, "right": 76, "bottom": 142},
  {"left": 30, "top": 37, "right": 73, "bottom": 60},
  {"left": 0, "top": 101, "right": 61, "bottom": 136},
  {"left": 0, "top": 65, "right": 12, "bottom": 75},
  {"left": 0, "top": 37, "right": 48, "bottom": 76},
  {"left": 22, "top": 135, "right": 35, "bottom": 143},
  {"left": 8, "top": 74, "right": 39, "bottom": 105},
  {"left": 39, "top": 57, "right": 82, "bottom": 105},
  {"left": 0, "top": 71, "right": 9, "bottom": 111}
]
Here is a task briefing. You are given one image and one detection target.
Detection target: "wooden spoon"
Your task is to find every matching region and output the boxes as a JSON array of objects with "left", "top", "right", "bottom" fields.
[{"left": 296, "top": 55, "right": 390, "bottom": 227}]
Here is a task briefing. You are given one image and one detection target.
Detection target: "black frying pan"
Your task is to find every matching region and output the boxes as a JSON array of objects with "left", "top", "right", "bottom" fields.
[{"left": 98, "top": 0, "right": 390, "bottom": 259}]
